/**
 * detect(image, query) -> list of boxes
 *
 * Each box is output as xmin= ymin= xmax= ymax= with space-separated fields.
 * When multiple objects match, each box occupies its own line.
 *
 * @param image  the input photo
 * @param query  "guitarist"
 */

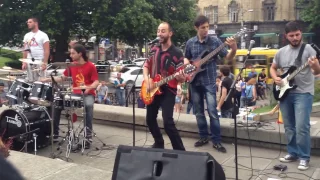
xmin=184 ymin=15 xmax=237 ymax=153
xmin=143 ymin=22 xmax=186 ymax=150
xmin=270 ymin=21 xmax=320 ymax=171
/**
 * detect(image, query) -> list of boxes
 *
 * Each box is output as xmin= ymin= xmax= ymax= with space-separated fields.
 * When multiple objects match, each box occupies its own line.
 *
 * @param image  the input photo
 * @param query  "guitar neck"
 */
xmin=199 ymin=43 xmax=227 ymax=66
xmin=155 ymin=74 xmax=176 ymax=88
xmin=287 ymin=61 xmax=309 ymax=81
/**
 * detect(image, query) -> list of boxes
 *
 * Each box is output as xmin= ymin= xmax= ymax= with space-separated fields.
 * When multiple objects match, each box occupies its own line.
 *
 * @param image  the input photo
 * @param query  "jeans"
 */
xmin=52 ymin=94 xmax=95 ymax=138
xmin=97 ymin=95 xmax=110 ymax=104
xmin=116 ymin=89 xmax=125 ymax=106
xmin=186 ymin=101 xmax=194 ymax=114
xmin=146 ymin=87 xmax=185 ymax=151
xmin=221 ymin=108 xmax=233 ymax=118
xmin=240 ymin=96 xmax=256 ymax=108
xmin=280 ymin=93 xmax=313 ymax=160
xmin=190 ymin=83 xmax=221 ymax=144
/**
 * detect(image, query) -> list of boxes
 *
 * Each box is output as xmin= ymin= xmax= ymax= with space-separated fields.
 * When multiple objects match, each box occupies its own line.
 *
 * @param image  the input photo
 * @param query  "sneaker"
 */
xmin=298 ymin=160 xmax=309 ymax=170
xmin=279 ymin=154 xmax=298 ymax=163
xmin=213 ymin=143 xmax=226 ymax=153
xmin=194 ymin=138 xmax=209 ymax=147
xmin=151 ymin=143 xmax=164 ymax=149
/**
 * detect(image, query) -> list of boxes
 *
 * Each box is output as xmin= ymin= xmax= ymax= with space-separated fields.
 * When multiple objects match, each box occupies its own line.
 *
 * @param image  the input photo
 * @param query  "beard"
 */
xmin=160 ymin=36 xmax=169 ymax=44
xmin=289 ymin=39 xmax=302 ymax=47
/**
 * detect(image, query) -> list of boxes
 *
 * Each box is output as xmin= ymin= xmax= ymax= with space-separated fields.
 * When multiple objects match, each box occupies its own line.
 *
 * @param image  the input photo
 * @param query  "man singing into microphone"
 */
xmin=22 ymin=17 xmax=50 ymax=81
xmin=41 ymin=44 xmax=99 ymax=148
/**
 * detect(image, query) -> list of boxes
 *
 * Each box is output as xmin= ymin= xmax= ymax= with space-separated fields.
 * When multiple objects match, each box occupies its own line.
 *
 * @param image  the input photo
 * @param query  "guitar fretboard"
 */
xmin=287 ymin=61 xmax=309 ymax=81
xmin=199 ymin=34 xmax=237 ymax=66
xmin=155 ymin=73 xmax=177 ymax=87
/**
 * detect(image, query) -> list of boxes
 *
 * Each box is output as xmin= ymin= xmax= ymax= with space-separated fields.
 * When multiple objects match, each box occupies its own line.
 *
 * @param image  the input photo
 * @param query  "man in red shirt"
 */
xmin=143 ymin=22 xmax=186 ymax=150
xmin=41 ymin=44 xmax=99 ymax=148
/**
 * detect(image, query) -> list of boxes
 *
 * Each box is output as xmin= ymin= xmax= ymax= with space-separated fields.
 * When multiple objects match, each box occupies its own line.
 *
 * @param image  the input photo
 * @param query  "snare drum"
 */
xmin=64 ymin=95 xmax=83 ymax=108
xmin=6 ymin=79 xmax=31 ymax=101
xmin=28 ymin=82 xmax=53 ymax=106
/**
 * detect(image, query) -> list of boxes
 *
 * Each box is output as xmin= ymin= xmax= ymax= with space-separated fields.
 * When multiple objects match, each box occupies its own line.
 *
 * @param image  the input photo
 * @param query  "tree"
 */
xmin=147 ymin=0 xmax=197 ymax=46
xmin=298 ymin=0 xmax=320 ymax=30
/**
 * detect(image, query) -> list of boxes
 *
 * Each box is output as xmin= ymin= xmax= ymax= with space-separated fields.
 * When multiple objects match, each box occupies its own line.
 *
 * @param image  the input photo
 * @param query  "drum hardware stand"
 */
xmin=33 ymin=133 xmax=38 ymax=155
xmin=75 ymin=89 xmax=106 ymax=155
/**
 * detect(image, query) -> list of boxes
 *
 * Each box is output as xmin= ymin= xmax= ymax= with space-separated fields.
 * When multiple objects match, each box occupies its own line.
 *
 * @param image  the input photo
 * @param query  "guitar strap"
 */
xmin=294 ymin=43 xmax=306 ymax=67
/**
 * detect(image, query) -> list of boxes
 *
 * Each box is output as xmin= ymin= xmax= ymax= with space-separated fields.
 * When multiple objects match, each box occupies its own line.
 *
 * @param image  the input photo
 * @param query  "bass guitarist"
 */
xmin=270 ymin=21 xmax=320 ymax=170
xmin=184 ymin=15 xmax=237 ymax=153
xmin=143 ymin=22 xmax=186 ymax=150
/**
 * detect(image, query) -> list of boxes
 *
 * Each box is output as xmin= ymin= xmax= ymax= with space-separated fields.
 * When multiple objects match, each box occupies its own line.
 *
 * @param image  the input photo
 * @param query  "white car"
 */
xmin=132 ymin=58 xmax=148 ymax=67
xmin=109 ymin=66 xmax=143 ymax=89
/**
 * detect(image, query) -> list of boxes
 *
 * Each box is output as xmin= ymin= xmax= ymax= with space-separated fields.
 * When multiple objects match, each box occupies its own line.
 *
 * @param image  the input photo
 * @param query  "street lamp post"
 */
xmin=240 ymin=9 xmax=253 ymax=49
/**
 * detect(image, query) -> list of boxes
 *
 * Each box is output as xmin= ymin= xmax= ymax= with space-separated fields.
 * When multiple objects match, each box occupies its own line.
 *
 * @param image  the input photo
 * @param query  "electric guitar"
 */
xmin=273 ymin=61 xmax=310 ymax=101
xmin=141 ymin=64 xmax=196 ymax=105
xmin=185 ymin=30 xmax=247 ymax=83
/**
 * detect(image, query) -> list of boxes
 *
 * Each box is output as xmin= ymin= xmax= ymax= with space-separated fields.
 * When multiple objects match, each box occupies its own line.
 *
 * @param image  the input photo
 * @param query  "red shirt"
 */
xmin=144 ymin=45 xmax=184 ymax=89
xmin=63 ymin=61 xmax=98 ymax=96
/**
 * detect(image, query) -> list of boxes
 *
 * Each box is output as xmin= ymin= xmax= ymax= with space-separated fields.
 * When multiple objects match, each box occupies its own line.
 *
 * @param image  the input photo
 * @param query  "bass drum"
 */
xmin=0 ymin=108 xmax=51 ymax=151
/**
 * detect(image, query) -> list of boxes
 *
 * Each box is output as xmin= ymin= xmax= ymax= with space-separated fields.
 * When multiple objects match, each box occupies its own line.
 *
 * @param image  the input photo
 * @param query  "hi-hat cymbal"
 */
xmin=0 ymin=77 xmax=15 ymax=82
xmin=51 ymin=62 xmax=81 ymax=67
xmin=19 ymin=58 xmax=43 ymax=65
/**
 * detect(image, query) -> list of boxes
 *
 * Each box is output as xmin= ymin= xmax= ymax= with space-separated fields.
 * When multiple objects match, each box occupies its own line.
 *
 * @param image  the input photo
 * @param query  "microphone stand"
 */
xmin=224 ymin=40 xmax=255 ymax=180
xmin=124 ymin=43 xmax=155 ymax=147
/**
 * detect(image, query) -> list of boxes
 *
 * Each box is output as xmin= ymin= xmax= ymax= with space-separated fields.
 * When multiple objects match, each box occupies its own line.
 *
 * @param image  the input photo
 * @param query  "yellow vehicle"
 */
xmin=225 ymin=48 xmax=278 ymax=84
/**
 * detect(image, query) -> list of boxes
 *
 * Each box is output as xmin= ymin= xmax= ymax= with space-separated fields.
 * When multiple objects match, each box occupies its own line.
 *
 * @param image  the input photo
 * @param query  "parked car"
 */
xmin=109 ymin=66 xmax=143 ymax=89
xmin=132 ymin=58 xmax=148 ymax=67
xmin=95 ymin=60 xmax=112 ymax=73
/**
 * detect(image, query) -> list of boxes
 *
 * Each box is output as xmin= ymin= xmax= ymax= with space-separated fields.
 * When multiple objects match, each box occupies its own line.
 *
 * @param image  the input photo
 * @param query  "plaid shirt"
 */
xmin=185 ymin=36 xmax=228 ymax=85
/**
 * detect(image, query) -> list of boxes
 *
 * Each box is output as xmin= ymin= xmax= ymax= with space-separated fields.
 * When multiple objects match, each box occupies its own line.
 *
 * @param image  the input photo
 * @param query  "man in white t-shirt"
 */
xmin=22 ymin=17 xmax=50 ymax=81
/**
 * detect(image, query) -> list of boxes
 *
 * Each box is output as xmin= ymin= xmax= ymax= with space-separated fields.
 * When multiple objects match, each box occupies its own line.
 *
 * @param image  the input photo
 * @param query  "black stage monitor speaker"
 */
xmin=112 ymin=145 xmax=225 ymax=180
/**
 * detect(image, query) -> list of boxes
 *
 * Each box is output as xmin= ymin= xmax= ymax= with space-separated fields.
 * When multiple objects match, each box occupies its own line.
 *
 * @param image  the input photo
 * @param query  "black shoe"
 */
xmin=213 ymin=143 xmax=226 ymax=153
xmin=194 ymin=138 xmax=209 ymax=147
xmin=151 ymin=143 xmax=164 ymax=149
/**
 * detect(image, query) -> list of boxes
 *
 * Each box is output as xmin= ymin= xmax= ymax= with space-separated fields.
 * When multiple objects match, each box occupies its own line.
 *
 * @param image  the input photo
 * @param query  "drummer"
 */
xmin=22 ymin=17 xmax=50 ymax=82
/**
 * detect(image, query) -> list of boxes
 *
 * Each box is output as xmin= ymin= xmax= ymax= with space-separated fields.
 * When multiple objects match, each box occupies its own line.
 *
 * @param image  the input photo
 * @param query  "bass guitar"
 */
xmin=273 ymin=43 xmax=320 ymax=101
xmin=185 ymin=30 xmax=247 ymax=83
xmin=141 ymin=64 xmax=196 ymax=105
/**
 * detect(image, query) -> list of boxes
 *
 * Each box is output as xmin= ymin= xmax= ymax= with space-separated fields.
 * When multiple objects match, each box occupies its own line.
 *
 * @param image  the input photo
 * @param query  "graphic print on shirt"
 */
xmin=75 ymin=72 xmax=85 ymax=87
xmin=28 ymin=37 xmax=39 ymax=47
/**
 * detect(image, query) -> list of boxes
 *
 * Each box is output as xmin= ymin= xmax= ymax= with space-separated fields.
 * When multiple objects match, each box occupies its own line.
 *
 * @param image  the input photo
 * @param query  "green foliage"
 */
xmin=0 ymin=0 xmax=197 ymax=54
xmin=0 ymin=48 xmax=22 ymax=60
xmin=314 ymin=80 xmax=320 ymax=102
xmin=297 ymin=0 xmax=320 ymax=30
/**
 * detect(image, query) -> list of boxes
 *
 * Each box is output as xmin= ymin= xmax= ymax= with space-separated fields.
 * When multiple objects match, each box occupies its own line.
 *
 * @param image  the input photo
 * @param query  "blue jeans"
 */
xmin=186 ymin=101 xmax=194 ymax=114
xmin=221 ymin=108 xmax=233 ymax=118
xmin=190 ymin=83 xmax=221 ymax=143
xmin=116 ymin=89 xmax=125 ymax=106
xmin=280 ymin=93 xmax=313 ymax=160
xmin=98 ymin=95 xmax=110 ymax=104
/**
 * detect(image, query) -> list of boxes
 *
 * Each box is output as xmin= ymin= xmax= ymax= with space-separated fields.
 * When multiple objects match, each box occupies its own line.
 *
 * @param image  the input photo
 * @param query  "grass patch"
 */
xmin=0 ymin=56 xmax=14 ymax=68
xmin=252 ymin=105 xmax=275 ymax=114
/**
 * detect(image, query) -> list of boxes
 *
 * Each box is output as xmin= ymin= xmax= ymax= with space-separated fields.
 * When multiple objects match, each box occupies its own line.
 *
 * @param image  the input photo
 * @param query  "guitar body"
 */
xmin=140 ymin=74 xmax=163 ymax=105
xmin=273 ymin=66 xmax=298 ymax=101
xmin=185 ymin=50 xmax=209 ymax=83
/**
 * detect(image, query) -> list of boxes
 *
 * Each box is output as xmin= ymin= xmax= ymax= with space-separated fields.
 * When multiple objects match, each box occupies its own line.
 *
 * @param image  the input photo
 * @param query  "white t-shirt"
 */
xmin=23 ymin=30 xmax=49 ymax=61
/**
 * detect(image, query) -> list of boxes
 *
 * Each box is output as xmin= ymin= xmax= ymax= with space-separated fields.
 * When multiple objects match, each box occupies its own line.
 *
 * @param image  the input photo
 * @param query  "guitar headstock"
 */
xmin=184 ymin=64 xmax=196 ymax=74
xmin=232 ymin=29 xmax=248 ymax=39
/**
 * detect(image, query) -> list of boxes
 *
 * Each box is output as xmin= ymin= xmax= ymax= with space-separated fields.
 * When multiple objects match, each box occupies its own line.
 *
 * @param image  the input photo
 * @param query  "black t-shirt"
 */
xmin=258 ymin=73 xmax=266 ymax=82
xmin=221 ymin=77 xmax=233 ymax=110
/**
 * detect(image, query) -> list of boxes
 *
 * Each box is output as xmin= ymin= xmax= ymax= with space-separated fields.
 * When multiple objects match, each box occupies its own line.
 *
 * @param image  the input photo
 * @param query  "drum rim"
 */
xmin=0 ymin=108 xmax=30 ymax=135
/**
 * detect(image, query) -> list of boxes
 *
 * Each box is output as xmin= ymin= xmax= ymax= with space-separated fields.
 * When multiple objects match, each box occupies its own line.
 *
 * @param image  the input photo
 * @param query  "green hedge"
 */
xmin=0 ymin=48 xmax=22 ymax=60
xmin=315 ymin=80 xmax=320 ymax=102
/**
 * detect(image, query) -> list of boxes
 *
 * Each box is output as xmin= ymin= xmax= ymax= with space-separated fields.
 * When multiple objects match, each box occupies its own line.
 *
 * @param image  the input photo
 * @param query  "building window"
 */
xmin=228 ymin=1 xmax=239 ymax=22
xmin=204 ymin=6 xmax=218 ymax=24
xmin=263 ymin=0 xmax=276 ymax=21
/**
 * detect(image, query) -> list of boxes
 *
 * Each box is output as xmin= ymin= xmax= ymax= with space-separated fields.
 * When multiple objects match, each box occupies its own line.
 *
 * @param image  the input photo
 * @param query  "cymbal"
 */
xmin=51 ymin=62 xmax=81 ymax=67
xmin=19 ymin=58 xmax=43 ymax=65
xmin=0 ymin=77 xmax=15 ymax=81
xmin=72 ymin=86 xmax=95 ymax=90
xmin=0 ymin=66 xmax=23 ymax=73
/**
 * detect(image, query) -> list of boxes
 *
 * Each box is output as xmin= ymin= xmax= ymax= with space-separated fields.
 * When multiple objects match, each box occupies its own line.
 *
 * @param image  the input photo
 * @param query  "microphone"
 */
xmin=66 ymin=59 xmax=71 ymax=64
xmin=247 ymin=40 xmax=255 ymax=55
xmin=311 ymin=43 xmax=320 ymax=58
xmin=148 ymin=37 xmax=160 ymax=45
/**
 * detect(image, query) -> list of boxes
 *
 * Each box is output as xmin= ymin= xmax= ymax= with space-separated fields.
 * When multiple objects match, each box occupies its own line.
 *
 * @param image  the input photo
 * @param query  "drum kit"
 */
xmin=0 ymin=58 xmax=107 ymax=160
